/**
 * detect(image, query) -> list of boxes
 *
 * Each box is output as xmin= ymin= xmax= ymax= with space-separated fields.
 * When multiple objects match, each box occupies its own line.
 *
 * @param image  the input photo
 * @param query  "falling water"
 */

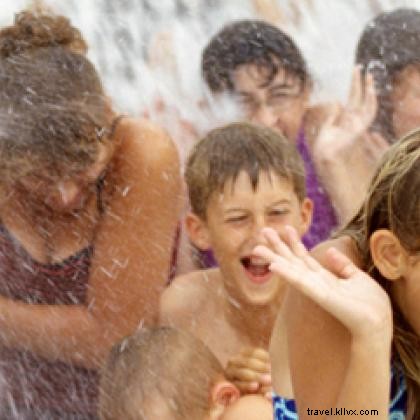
xmin=1 ymin=0 xmax=420 ymax=160
xmin=0 ymin=0 xmax=419 ymax=417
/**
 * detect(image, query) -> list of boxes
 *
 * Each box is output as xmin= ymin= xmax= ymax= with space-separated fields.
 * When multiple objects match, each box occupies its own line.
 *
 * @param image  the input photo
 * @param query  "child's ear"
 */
xmin=209 ymin=380 xmax=240 ymax=409
xmin=298 ymin=198 xmax=313 ymax=236
xmin=185 ymin=212 xmax=211 ymax=250
xmin=370 ymin=229 xmax=409 ymax=280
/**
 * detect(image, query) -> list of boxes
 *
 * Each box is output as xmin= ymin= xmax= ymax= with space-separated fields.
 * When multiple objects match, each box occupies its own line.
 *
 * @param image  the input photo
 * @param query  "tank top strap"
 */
xmin=109 ymin=114 xmax=127 ymax=139
xmin=96 ymin=114 xmax=128 ymax=214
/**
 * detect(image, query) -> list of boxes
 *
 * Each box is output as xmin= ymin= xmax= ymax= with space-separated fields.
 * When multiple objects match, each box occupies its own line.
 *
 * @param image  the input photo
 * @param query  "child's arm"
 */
xmin=254 ymin=227 xmax=392 ymax=420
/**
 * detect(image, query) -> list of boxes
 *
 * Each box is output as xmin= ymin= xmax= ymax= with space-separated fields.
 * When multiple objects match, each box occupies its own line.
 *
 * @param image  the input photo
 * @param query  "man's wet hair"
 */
xmin=201 ymin=19 xmax=309 ymax=93
xmin=356 ymin=8 xmax=420 ymax=142
xmin=185 ymin=122 xmax=306 ymax=220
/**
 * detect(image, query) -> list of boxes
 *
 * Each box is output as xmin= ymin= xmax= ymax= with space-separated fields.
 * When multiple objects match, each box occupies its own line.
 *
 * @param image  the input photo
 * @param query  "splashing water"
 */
xmin=0 ymin=0 xmax=419 ymax=418
xmin=1 ymin=0 xmax=419 ymax=160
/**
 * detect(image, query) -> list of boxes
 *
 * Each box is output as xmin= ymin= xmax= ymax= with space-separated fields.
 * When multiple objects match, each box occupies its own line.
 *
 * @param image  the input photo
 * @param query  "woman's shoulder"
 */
xmin=113 ymin=117 xmax=179 ymax=167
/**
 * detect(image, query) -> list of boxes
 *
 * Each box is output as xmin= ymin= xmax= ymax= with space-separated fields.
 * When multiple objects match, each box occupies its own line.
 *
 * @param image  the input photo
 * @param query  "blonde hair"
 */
xmin=98 ymin=327 xmax=224 ymax=420
xmin=342 ymin=129 xmax=420 ymax=419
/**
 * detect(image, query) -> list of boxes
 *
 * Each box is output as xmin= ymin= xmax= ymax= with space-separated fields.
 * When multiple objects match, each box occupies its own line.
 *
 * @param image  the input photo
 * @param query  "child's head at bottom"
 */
xmin=98 ymin=327 xmax=272 ymax=420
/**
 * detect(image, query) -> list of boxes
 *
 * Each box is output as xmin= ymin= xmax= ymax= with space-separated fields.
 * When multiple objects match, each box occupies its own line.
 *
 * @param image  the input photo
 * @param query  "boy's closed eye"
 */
xmin=268 ymin=208 xmax=290 ymax=217
xmin=225 ymin=214 xmax=249 ymax=224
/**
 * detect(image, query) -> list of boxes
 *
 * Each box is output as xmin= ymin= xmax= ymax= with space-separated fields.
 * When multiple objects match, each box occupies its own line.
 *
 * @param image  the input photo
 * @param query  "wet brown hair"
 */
xmin=356 ymin=8 xmax=420 ymax=143
xmin=202 ymin=19 xmax=309 ymax=93
xmin=98 ymin=327 xmax=224 ymax=420
xmin=185 ymin=122 xmax=306 ymax=220
xmin=0 ymin=10 xmax=110 ymax=185
xmin=341 ymin=130 xmax=420 ymax=419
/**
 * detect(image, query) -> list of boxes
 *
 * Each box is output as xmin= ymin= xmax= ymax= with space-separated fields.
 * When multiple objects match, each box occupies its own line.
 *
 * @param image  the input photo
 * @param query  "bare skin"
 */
xmin=160 ymin=268 xmax=278 ymax=368
xmin=0 ymin=117 xmax=182 ymax=369
xmin=232 ymin=63 xmax=388 ymax=225
xmin=161 ymin=172 xmax=312 ymax=395
xmin=312 ymin=67 xmax=389 ymax=223
xmin=254 ymin=227 xmax=397 ymax=420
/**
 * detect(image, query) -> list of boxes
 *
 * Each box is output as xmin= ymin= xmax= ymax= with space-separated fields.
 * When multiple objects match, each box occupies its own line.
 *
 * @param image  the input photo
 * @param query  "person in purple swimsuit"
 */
xmin=0 ymin=10 xmax=181 ymax=419
xmin=201 ymin=20 xmax=390 ymax=236
xmin=199 ymin=18 xmax=390 ymax=398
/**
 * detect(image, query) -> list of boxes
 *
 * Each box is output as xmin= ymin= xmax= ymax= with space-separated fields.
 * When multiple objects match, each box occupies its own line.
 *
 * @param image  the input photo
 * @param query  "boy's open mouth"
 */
xmin=240 ymin=256 xmax=271 ymax=283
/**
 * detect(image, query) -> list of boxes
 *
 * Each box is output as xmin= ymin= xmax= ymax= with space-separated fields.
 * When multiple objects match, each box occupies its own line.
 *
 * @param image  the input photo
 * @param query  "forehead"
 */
xmin=22 ymin=141 xmax=110 ymax=183
xmin=232 ymin=63 xmax=300 ymax=91
xmin=210 ymin=171 xmax=295 ymax=206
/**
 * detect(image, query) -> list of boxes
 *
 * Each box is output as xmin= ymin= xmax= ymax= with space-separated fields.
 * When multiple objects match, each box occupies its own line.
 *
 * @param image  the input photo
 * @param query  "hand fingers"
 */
xmin=269 ymin=259 xmax=331 ymax=304
xmin=260 ymin=374 xmax=272 ymax=386
xmin=253 ymin=244 xmax=282 ymax=265
xmin=260 ymin=385 xmax=273 ymax=398
xmin=234 ymin=381 xmax=260 ymax=394
xmin=323 ymin=103 xmax=342 ymax=128
xmin=325 ymin=247 xmax=360 ymax=279
xmin=361 ymin=72 xmax=378 ymax=127
xmin=225 ymin=366 xmax=265 ymax=382
xmin=284 ymin=226 xmax=325 ymax=272
xmin=261 ymin=227 xmax=294 ymax=259
xmin=227 ymin=356 xmax=270 ymax=374
xmin=348 ymin=65 xmax=363 ymax=110
xmin=238 ymin=348 xmax=270 ymax=362
xmin=284 ymin=225 xmax=308 ymax=258
xmin=264 ymin=390 xmax=273 ymax=401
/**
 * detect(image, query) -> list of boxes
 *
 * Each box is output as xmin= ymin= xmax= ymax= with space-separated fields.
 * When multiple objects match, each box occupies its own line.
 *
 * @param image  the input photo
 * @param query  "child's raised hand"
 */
xmin=253 ymin=227 xmax=393 ymax=344
xmin=313 ymin=66 xmax=380 ymax=161
xmin=225 ymin=347 xmax=272 ymax=397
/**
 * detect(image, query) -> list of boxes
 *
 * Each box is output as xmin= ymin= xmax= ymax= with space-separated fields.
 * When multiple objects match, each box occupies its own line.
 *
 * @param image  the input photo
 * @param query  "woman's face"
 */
xmin=391 ymin=64 xmax=420 ymax=140
xmin=18 ymin=141 xmax=114 ymax=213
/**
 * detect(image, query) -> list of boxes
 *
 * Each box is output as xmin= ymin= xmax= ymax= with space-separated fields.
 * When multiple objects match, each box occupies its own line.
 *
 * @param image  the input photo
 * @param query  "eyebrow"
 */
xmin=266 ymin=199 xmax=292 ymax=207
xmin=268 ymin=83 xmax=298 ymax=95
xmin=236 ymin=91 xmax=256 ymax=99
xmin=224 ymin=199 xmax=292 ymax=214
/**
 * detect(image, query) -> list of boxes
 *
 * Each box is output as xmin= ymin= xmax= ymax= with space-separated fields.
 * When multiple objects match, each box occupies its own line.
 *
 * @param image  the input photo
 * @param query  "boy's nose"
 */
xmin=253 ymin=104 xmax=278 ymax=128
xmin=251 ymin=219 xmax=270 ymax=245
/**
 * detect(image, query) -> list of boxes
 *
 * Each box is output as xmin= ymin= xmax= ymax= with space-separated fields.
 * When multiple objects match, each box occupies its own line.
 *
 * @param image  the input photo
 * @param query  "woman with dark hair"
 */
xmin=0 ymin=10 xmax=181 ymax=419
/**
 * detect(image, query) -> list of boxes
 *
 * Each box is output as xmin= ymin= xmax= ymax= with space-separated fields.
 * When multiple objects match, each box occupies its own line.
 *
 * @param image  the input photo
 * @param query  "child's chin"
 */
xmin=240 ymin=288 xmax=281 ymax=307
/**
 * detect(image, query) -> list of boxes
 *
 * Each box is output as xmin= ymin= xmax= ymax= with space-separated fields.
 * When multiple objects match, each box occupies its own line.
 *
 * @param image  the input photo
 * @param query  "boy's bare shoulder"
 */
xmin=160 ymin=269 xmax=220 ymax=325
xmin=311 ymin=235 xmax=362 ymax=268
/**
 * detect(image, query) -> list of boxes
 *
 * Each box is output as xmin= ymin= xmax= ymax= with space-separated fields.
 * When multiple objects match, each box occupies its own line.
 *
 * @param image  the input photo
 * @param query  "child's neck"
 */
xmin=221 ymin=287 xmax=281 ymax=347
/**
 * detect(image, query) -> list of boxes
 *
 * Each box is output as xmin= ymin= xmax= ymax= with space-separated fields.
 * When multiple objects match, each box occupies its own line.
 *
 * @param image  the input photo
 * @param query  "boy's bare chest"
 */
xmin=193 ymin=310 xmax=258 ymax=367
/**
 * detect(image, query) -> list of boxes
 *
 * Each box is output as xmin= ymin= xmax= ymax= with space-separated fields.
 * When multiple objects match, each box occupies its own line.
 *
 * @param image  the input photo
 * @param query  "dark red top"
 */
xmin=0 ymin=224 xmax=98 ymax=417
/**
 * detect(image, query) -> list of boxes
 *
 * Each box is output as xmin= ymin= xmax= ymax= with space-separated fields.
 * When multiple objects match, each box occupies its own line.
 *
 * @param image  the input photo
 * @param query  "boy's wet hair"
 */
xmin=356 ymin=8 xmax=420 ymax=142
xmin=98 ymin=327 xmax=224 ymax=420
xmin=185 ymin=122 xmax=306 ymax=219
xmin=202 ymin=19 xmax=309 ymax=93
xmin=0 ymin=10 xmax=109 ymax=185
